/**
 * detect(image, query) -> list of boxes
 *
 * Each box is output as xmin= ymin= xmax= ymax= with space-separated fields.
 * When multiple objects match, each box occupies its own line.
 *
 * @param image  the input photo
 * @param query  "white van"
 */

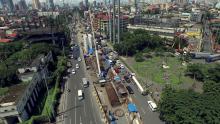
xmin=78 ymin=90 xmax=83 ymax=100
xmin=82 ymin=78 xmax=89 ymax=88
xmin=147 ymin=101 xmax=157 ymax=111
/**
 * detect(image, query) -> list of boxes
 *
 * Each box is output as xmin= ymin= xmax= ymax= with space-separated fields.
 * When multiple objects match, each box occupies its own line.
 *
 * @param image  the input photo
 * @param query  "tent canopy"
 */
xmin=128 ymin=103 xmax=138 ymax=112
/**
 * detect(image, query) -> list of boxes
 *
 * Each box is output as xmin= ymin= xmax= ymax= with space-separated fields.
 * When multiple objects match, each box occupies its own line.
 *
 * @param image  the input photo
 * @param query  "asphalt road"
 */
xmin=128 ymin=83 xmax=164 ymax=124
xmin=62 ymin=21 xmax=102 ymax=124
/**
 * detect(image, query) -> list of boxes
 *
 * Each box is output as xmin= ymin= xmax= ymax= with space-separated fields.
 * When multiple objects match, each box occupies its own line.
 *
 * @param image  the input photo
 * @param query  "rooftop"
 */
xmin=0 ymin=83 xmax=28 ymax=106
xmin=0 ymin=39 xmax=11 ymax=43
xmin=95 ymin=13 xmax=129 ymax=21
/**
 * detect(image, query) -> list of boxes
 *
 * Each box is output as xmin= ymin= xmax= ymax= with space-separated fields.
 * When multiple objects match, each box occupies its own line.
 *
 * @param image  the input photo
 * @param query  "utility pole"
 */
xmin=117 ymin=0 xmax=120 ymax=44
xmin=113 ymin=0 xmax=116 ymax=44
xmin=108 ymin=0 xmax=112 ymax=42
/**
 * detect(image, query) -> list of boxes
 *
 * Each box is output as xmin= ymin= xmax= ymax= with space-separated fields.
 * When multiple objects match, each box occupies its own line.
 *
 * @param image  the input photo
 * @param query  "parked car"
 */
xmin=126 ymin=86 xmax=134 ymax=94
xmin=76 ymin=64 xmax=79 ymax=69
xmin=72 ymin=69 xmax=76 ymax=74
xmin=147 ymin=101 xmax=157 ymax=111
xmin=78 ymin=57 xmax=82 ymax=62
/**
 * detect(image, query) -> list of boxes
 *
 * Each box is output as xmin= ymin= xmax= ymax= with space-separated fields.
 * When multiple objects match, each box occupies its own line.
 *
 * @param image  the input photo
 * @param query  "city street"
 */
xmin=128 ymin=83 xmax=164 ymax=124
xmin=61 ymin=18 xmax=103 ymax=124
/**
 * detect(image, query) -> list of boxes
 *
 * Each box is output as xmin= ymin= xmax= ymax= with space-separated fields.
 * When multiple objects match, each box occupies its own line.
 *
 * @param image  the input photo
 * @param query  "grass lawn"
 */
xmin=0 ymin=87 xmax=9 ymax=96
xmin=132 ymin=56 xmax=195 ymax=85
xmin=42 ymin=87 xmax=55 ymax=115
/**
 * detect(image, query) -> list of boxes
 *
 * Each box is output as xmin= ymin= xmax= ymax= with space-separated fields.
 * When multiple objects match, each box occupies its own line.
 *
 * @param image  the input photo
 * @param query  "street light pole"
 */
xmin=108 ymin=0 xmax=112 ymax=42
xmin=113 ymin=0 xmax=116 ymax=44
xmin=117 ymin=0 xmax=120 ymax=44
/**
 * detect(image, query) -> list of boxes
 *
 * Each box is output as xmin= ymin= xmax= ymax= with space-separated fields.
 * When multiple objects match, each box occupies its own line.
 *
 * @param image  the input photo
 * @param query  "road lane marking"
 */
xmin=69 ymin=118 xmax=71 ymax=124
xmin=75 ymin=97 xmax=77 ymax=124
xmin=84 ymin=100 xmax=86 ymax=117
xmin=80 ymin=116 xmax=82 ymax=124
xmin=90 ymin=92 xmax=98 ymax=124
xmin=141 ymin=108 xmax=146 ymax=114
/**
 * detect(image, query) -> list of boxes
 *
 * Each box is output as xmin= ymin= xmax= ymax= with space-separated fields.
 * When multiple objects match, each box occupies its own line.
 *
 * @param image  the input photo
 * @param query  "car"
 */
xmin=67 ymin=68 xmax=71 ymax=73
xmin=126 ymin=86 xmax=134 ymax=94
xmin=78 ymin=90 xmax=84 ymax=100
xmin=71 ymin=46 xmax=74 ymax=50
xmin=120 ymin=64 xmax=125 ymax=69
xmin=71 ymin=55 xmax=74 ymax=59
xmin=78 ymin=57 xmax=82 ymax=62
xmin=71 ymin=69 xmax=76 ymax=74
xmin=76 ymin=64 xmax=79 ymax=69
xmin=147 ymin=101 xmax=157 ymax=112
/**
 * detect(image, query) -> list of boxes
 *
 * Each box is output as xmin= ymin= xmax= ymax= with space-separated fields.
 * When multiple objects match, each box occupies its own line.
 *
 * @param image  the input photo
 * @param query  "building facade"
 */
xmin=93 ymin=12 xmax=129 ymax=35
xmin=46 ymin=0 xmax=54 ymax=10
xmin=32 ymin=0 xmax=41 ymax=10
xmin=0 ymin=0 xmax=14 ymax=12
xmin=0 ymin=52 xmax=54 ymax=124
xmin=18 ymin=0 xmax=28 ymax=11
xmin=84 ymin=0 xmax=89 ymax=10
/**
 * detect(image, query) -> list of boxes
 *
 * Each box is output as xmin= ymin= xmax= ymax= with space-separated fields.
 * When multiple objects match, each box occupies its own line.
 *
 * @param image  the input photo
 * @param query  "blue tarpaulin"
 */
xmin=114 ymin=75 xmax=120 ymax=81
xmin=128 ymin=103 xmax=138 ymax=112
xmin=88 ymin=48 xmax=93 ymax=54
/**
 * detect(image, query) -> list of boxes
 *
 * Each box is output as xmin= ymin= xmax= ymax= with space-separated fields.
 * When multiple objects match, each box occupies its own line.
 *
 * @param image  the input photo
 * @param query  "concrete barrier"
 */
xmin=93 ymin=84 xmax=109 ymax=124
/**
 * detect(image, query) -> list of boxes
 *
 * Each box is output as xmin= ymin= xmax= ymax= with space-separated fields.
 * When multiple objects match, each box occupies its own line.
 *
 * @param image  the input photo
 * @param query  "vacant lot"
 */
xmin=130 ymin=56 xmax=195 ymax=85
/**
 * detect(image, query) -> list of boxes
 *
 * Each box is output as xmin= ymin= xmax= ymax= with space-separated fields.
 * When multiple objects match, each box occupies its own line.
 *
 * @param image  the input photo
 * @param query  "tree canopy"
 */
xmin=113 ymin=29 xmax=164 ymax=56
xmin=159 ymin=63 xmax=220 ymax=124
xmin=0 ymin=43 xmax=60 ymax=87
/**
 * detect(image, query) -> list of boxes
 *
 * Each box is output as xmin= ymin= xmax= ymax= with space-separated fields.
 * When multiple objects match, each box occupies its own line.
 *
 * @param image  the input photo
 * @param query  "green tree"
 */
xmin=135 ymin=52 xmax=144 ymax=62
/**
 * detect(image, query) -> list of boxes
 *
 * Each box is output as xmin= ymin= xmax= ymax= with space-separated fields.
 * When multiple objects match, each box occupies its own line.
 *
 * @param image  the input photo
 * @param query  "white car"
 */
xmin=147 ymin=101 xmax=157 ymax=112
xmin=78 ymin=57 xmax=82 ymax=62
xmin=76 ymin=64 xmax=79 ymax=69
xmin=71 ymin=69 xmax=76 ymax=74
xmin=120 ymin=64 xmax=125 ymax=69
xmin=67 ymin=68 xmax=71 ymax=73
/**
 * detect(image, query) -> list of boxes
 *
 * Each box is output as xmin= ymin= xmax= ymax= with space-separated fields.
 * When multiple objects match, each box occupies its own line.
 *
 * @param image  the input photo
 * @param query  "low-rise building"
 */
xmin=0 ymin=52 xmax=54 ymax=124
xmin=180 ymin=12 xmax=191 ymax=21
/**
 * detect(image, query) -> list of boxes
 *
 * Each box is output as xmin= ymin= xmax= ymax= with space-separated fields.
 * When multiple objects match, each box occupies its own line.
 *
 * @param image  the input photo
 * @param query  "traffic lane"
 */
xmin=128 ymin=84 xmax=164 ymax=124
xmin=65 ymin=62 xmax=85 ymax=124
xmin=70 ymin=23 xmax=102 ymax=124
xmin=67 ymin=58 xmax=98 ymax=124
xmin=65 ymin=66 xmax=83 ymax=124
xmin=71 ymin=62 xmax=98 ymax=124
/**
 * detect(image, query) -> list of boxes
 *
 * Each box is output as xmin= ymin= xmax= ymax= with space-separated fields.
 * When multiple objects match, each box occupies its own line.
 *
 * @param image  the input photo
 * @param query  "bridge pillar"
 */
xmin=30 ymin=97 xmax=35 ymax=108
xmin=27 ymin=102 xmax=32 ymax=114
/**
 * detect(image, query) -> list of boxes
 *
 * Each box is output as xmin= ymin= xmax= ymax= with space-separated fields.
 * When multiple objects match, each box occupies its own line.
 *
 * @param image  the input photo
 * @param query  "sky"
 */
xmin=21 ymin=0 xmax=99 ymax=5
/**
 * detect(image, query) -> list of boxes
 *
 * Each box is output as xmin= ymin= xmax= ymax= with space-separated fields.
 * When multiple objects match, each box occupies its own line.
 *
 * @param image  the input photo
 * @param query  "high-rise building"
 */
xmin=7 ymin=0 xmax=14 ymax=12
xmin=84 ymin=0 xmax=89 ymax=10
xmin=18 ymin=0 xmax=28 ymax=11
xmin=93 ymin=0 xmax=97 ymax=8
xmin=46 ymin=0 xmax=54 ymax=10
xmin=0 ymin=0 xmax=4 ymax=9
xmin=32 ymin=0 xmax=41 ymax=10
